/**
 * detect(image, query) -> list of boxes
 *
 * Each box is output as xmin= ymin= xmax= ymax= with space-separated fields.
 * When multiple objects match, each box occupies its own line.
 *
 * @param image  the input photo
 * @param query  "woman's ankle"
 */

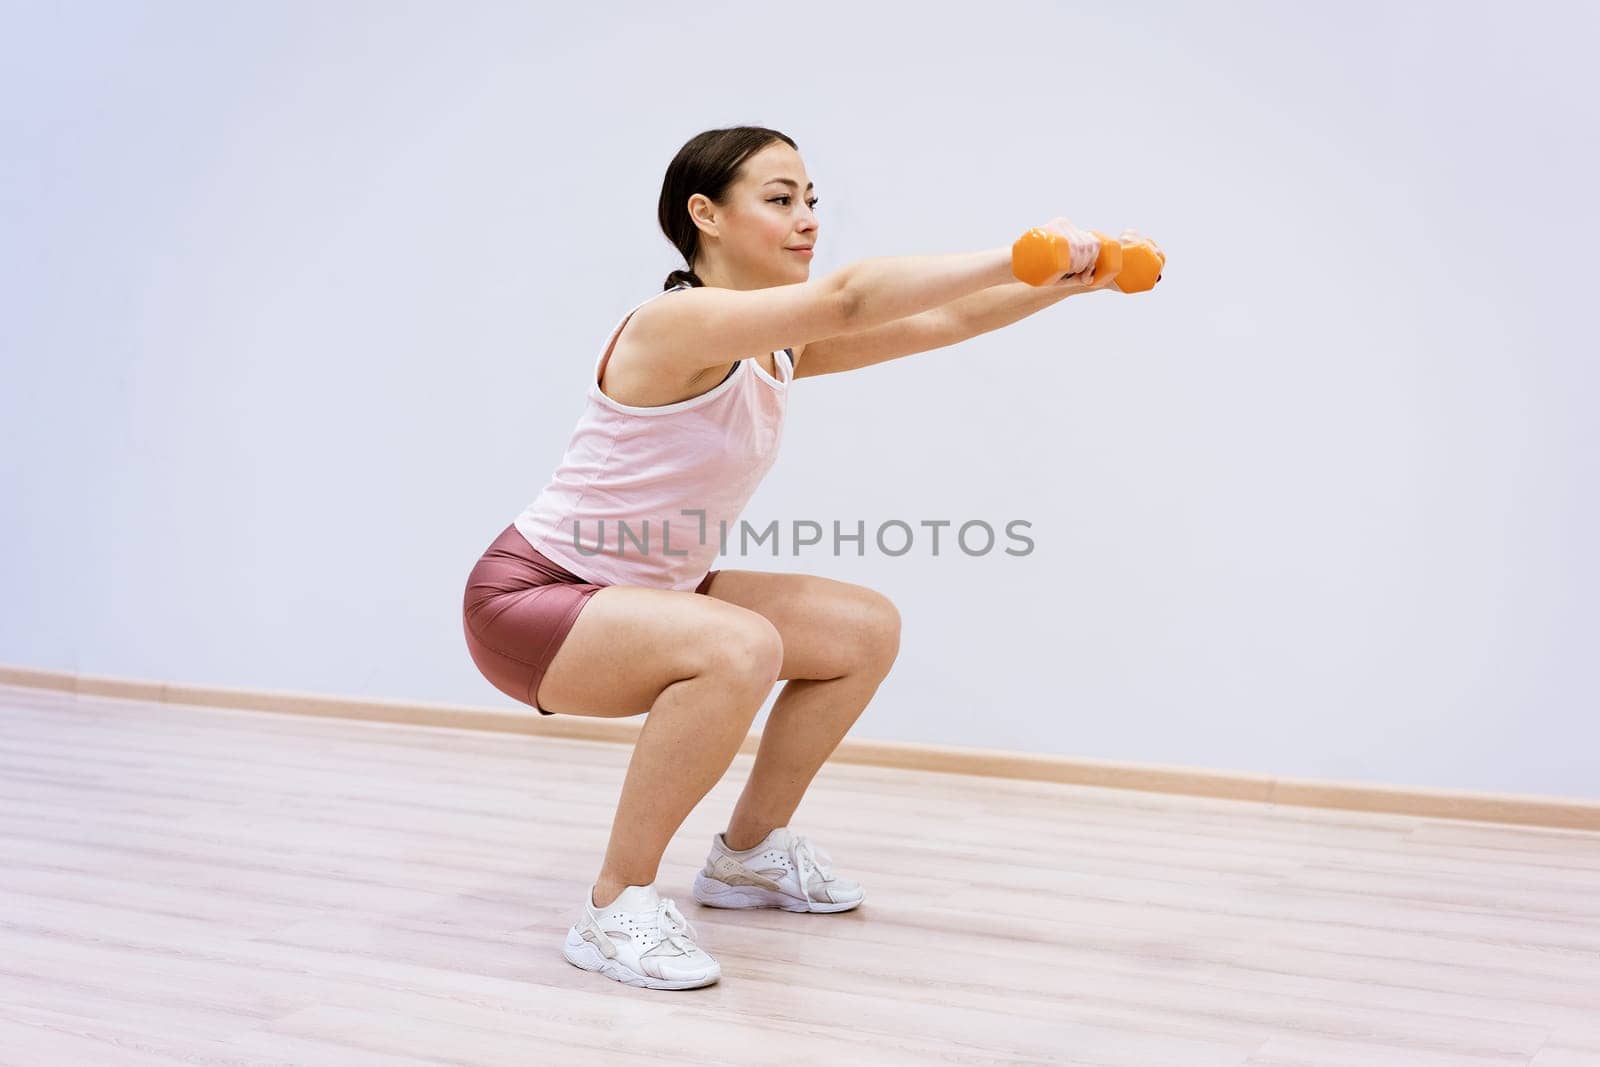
xmin=723 ymin=825 xmax=778 ymax=852
xmin=591 ymin=874 xmax=652 ymax=910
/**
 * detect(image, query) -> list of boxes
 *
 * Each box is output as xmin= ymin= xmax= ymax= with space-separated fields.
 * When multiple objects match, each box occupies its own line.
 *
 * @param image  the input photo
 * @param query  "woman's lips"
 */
xmin=787 ymin=247 xmax=814 ymax=257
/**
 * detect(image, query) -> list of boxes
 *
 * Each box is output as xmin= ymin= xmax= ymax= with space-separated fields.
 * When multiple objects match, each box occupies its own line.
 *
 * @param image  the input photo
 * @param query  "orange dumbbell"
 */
xmin=1011 ymin=228 xmax=1165 ymax=292
xmin=1115 ymin=237 xmax=1165 ymax=293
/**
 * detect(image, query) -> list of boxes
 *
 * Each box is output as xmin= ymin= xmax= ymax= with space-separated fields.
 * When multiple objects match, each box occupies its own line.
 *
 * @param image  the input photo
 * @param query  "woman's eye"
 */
xmin=770 ymin=196 xmax=820 ymax=209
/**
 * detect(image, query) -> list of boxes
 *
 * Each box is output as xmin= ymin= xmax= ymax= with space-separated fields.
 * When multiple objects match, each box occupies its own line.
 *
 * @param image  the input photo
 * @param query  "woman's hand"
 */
xmin=1015 ymin=219 xmax=1162 ymax=292
xmin=1050 ymin=225 xmax=1165 ymax=293
xmin=1037 ymin=217 xmax=1140 ymax=293
xmin=1036 ymin=217 xmax=1101 ymax=287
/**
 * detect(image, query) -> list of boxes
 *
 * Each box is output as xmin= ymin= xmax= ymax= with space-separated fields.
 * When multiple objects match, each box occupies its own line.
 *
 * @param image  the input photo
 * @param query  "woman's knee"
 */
xmin=700 ymin=614 xmax=785 ymax=692
xmin=853 ymin=589 xmax=902 ymax=673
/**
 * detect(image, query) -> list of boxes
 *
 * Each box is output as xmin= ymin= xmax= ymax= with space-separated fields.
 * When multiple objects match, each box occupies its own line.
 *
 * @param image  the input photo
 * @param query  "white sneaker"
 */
xmin=692 ymin=826 xmax=865 ymax=913
xmin=562 ymin=882 xmax=721 ymax=990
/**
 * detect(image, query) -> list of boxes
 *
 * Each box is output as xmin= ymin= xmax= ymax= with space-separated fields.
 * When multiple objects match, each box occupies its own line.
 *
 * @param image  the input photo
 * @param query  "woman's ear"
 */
xmin=687 ymin=193 xmax=719 ymax=239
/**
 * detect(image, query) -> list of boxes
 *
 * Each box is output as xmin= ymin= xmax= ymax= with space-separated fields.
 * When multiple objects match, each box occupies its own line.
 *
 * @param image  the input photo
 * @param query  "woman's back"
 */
xmin=514 ymin=284 xmax=793 ymax=591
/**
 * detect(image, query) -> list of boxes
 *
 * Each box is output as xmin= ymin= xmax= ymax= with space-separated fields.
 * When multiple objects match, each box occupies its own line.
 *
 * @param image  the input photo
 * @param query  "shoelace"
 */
xmin=790 ymin=834 xmax=838 ymax=907
xmin=647 ymin=898 xmax=698 ymax=956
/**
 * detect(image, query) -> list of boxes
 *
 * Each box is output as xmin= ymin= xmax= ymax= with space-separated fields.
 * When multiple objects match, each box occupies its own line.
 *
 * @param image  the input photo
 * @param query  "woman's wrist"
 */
xmin=986 ymin=245 xmax=1017 ymax=287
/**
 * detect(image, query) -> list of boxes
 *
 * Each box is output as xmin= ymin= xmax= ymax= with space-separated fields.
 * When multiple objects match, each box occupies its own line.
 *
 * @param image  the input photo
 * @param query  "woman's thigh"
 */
xmin=699 ymin=570 xmax=902 ymax=682
xmin=535 ymin=585 xmax=783 ymax=718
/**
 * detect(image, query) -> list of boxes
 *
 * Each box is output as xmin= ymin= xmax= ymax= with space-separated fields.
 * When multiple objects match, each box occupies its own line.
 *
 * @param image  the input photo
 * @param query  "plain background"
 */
xmin=3 ymin=1 xmax=1595 ymax=800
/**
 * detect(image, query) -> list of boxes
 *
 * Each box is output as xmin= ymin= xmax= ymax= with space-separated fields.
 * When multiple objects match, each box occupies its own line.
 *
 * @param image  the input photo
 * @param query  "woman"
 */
xmin=462 ymin=125 xmax=1126 ymax=990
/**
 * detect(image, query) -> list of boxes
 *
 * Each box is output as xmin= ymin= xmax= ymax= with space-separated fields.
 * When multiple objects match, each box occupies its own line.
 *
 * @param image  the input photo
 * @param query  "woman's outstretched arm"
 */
xmin=629 ymin=247 xmax=1017 ymax=375
xmin=793 ymin=275 xmax=1100 ymax=379
xmin=832 ymin=247 xmax=1017 ymax=324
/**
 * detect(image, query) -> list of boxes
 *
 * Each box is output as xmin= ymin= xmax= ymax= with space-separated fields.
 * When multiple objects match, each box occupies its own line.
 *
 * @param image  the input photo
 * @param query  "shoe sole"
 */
xmin=561 ymin=928 xmax=720 ymax=990
xmin=691 ymin=870 xmax=863 ymax=913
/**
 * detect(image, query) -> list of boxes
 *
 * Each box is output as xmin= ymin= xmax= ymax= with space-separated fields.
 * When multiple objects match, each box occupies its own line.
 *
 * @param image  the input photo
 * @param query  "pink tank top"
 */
xmin=514 ymin=283 xmax=792 ymax=591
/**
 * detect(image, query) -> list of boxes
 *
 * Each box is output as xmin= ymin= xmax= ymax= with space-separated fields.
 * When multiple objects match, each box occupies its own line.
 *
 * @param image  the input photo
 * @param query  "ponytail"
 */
xmin=663 ymin=268 xmax=703 ymax=290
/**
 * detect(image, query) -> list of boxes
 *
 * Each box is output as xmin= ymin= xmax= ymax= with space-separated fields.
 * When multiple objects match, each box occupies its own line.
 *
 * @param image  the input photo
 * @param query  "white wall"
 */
xmin=3 ymin=0 xmax=1595 ymax=799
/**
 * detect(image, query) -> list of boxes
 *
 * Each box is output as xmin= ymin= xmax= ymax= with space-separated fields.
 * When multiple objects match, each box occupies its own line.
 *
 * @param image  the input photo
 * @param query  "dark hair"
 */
xmin=659 ymin=126 xmax=799 ymax=290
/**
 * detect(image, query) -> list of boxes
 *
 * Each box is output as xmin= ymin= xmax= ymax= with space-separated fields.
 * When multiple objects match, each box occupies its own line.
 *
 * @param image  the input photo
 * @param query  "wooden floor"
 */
xmin=1 ymin=685 xmax=1597 ymax=1067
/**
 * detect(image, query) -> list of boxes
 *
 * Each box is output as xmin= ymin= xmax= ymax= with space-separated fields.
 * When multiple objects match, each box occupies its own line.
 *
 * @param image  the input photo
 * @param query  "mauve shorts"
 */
xmin=462 ymin=523 xmax=719 ymax=715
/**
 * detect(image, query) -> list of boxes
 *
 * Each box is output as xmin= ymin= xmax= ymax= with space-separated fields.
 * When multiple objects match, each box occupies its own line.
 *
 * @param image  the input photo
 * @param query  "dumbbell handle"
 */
xmin=1011 ymin=228 xmax=1165 ymax=292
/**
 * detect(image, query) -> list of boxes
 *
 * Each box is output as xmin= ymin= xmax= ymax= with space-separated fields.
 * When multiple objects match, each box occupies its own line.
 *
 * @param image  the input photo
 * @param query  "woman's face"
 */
xmin=696 ymin=142 xmax=819 ymax=288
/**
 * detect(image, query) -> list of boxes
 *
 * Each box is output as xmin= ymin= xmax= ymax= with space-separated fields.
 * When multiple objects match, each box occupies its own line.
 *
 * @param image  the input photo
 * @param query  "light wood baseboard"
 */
xmin=4 ymin=664 xmax=1595 ymax=832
